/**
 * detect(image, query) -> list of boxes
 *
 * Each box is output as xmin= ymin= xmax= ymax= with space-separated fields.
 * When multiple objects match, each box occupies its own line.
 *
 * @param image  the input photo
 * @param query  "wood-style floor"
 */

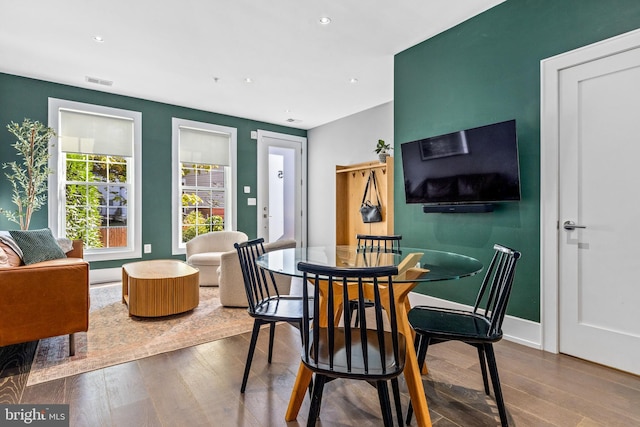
xmin=3 ymin=324 xmax=640 ymax=426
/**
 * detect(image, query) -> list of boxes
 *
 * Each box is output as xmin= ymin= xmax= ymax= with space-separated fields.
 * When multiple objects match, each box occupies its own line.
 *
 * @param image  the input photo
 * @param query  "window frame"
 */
xmin=48 ymin=98 xmax=142 ymax=262
xmin=171 ymin=118 xmax=237 ymax=255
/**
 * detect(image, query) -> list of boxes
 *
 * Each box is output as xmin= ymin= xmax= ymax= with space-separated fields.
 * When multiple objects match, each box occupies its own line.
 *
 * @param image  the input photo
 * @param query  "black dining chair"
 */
xmin=349 ymin=234 xmax=402 ymax=418
xmin=405 ymin=244 xmax=521 ymax=427
xmin=234 ymin=238 xmax=311 ymax=393
xmin=350 ymin=234 xmax=403 ymax=324
xmin=356 ymin=234 xmax=402 ymax=253
xmin=352 ymin=234 xmax=405 ymax=422
xmin=298 ymin=261 xmax=405 ymax=427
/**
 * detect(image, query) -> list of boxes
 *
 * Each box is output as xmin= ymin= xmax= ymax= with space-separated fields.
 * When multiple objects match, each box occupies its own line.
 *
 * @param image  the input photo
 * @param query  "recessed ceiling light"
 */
xmin=244 ymin=77 xmax=253 ymax=83
xmin=350 ymin=78 xmax=359 ymax=84
xmin=319 ymin=17 xmax=331 ymax=25
xmin=93 ymin=35 xmax=104 ymax=43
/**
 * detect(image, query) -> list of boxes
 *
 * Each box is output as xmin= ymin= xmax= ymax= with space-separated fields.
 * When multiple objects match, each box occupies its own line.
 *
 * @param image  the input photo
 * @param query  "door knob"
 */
xmin=563 ymin=220 xmax=587 ymax=230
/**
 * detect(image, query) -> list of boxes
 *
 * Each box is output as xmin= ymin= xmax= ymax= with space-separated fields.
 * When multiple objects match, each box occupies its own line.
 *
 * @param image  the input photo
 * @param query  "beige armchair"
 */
xmin=218 ymin=239 xmax=297 ymax=307
xmin=185 ymin=231 xmax=248 ymax=286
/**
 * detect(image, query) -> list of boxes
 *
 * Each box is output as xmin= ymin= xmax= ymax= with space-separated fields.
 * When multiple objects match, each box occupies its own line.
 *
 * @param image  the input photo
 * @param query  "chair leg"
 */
xmin=391 ymin=378 xmax=403 ymax=426
xmin=476 ymin=344 xmax=491 ymax=395
xmin=406 ymin=334 xmax=429 ymax=425
xmin=69 ymin=333 xmax=75 ymax=357
xmin=267 ymin=322 xmax=276 ymax=363
xmin=350 ymin=300 xmax=360 ymax=327
xmin=307 ymin=374 xmax=327 ymax=427
xmin=376 ymin=380 xmax=393 ymax=427
xmin=296 ymin=322 xmax=314 ymax=398
xmin=485 ymin=344 xmax=509 ymax=427
xmin=241 ymin=320 xmax=262 ymax=393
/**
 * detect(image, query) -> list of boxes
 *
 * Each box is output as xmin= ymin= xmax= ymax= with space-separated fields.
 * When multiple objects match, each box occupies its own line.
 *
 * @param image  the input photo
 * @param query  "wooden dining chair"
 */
xmin=405 ymin=244 xmax=521 ymax=427
xmin=234 ymin=238 xmax=311 ymax=393
xmin=298 ymin=261 xmax=405 ymax=427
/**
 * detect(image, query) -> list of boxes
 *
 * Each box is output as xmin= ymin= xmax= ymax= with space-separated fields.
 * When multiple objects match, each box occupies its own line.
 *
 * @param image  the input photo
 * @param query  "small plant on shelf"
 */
xmin=374 ymin=139 xmax=391 ymax=162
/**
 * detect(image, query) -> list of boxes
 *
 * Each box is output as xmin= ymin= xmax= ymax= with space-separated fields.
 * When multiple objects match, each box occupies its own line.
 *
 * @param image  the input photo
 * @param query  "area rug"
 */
xmin=27 ymin=283 xmax=254 ymax=386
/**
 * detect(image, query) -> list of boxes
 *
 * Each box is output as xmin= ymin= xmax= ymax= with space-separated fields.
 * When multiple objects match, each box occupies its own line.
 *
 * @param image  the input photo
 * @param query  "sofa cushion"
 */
xmin=0 ymin=231 xmax=24 ymax=258
xmin=0 ymin=245 xmax=8 ymax=268
xmin=9 ymin=228 xmax=67 ymax=265
xmin=0 ymin=241 xmax=22 ymax=268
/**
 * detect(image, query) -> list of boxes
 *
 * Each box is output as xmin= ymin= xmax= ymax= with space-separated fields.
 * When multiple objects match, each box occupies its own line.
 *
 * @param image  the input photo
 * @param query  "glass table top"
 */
xmin=257 ymin=246 xmax=483 ymax=283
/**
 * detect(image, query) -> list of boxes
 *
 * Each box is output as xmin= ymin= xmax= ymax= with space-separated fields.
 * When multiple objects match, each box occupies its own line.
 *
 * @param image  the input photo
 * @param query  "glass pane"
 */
xmin=96 ymin=184 xmax=108 ymax=225
xmin=196 ymin=190 xmax=212 ymax=209
xmin=210 ymin=190 xmax=225 ymax=208
xmin=195 ymin=166 xmax=213 ymax=186
xmin=66 ymin=184 xmax=87 ymax=206
xmin=66 ymin=158 xmax=87 ymax=181
xmin=182 ymin=165 xmax=197 ymax=185
xmin=90 ymin=158 xmax=108 ymax=182
xmin=181 ymin=190 xmax=199 ymax=207
xmin=211 ymin=168 xmax=225 ymax=188
xmin=108 ymin=158 xmax=127 ymax=182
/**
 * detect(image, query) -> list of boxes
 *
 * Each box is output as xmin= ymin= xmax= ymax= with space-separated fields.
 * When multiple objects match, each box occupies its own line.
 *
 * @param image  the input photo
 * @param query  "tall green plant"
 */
xmin=1 ymin=119 xmax=56 ymax=230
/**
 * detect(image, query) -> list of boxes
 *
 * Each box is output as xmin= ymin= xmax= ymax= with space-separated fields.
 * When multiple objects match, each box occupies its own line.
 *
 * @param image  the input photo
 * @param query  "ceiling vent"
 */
xmin=85 ymin=76 xmax=113 ymax=86
xmin=286 ymin=118 xmax=302 ymax=123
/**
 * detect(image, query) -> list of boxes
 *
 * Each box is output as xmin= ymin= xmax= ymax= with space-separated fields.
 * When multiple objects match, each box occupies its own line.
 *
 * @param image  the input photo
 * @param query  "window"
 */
xmin=48 ymin=98 xmax=142 ymax=262
xmin=172 ymin=118 xmax=237 ymax=254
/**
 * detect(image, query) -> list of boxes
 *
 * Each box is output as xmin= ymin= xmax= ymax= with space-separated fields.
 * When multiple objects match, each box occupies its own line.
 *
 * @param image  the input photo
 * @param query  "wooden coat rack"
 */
xmin=335 ymin=159 xmax=394 ymax=246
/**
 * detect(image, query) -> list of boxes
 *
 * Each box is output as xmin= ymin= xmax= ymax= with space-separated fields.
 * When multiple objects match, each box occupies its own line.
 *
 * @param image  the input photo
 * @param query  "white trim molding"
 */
xmin=89 ymin=267 xmax=122 ymax=285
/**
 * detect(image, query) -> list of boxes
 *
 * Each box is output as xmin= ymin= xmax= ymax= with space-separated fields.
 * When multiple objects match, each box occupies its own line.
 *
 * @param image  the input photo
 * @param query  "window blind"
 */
xmin=179 ymin=126 xmax=230 ymax=166
xmin=59 ymin=109 xmax=134 ymax=157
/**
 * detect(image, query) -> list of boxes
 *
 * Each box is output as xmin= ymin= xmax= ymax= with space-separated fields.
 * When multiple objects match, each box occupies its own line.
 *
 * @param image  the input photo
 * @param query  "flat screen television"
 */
xmin=400 ymin=119 xmax=521 ymax=210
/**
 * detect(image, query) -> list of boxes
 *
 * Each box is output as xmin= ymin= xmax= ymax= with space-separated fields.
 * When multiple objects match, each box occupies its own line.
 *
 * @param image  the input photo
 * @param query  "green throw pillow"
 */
xmin=9 ymin=228 xmax=67 ymax=265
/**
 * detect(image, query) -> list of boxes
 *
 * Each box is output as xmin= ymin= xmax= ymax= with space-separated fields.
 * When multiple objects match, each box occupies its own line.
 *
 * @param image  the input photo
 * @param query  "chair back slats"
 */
xmin=472 ymin=243 xmax=521 ymax=337
xmin=298 ymin=262 xmax=403 ymax=378
xmin=235 ymin=238 xmax=281 ymax=315
xmin=356 ymin=234 xmax=402 ymax=254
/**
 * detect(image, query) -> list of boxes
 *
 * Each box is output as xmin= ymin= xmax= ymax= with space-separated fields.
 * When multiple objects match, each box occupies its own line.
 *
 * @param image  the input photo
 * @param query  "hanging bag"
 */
xmin=360 ymin=170 xmax=383 ymax=223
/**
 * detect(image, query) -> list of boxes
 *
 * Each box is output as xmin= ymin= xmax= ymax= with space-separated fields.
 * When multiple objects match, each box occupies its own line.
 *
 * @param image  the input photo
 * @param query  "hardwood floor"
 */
xmin=4 ymin=324 xmax=640 ymax=426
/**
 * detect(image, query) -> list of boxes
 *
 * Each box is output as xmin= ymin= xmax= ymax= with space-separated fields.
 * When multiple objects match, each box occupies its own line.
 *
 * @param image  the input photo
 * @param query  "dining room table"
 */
xmin=256 ymin=245 xmax=483 ymax=427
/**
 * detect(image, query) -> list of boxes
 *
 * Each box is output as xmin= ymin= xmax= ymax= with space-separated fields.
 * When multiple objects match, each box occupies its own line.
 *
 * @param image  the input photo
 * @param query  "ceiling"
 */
xmin=0 ymin=1 xmax=503 ymax=130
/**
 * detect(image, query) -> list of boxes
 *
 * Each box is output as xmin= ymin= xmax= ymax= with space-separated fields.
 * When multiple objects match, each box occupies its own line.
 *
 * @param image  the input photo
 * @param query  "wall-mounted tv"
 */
xmin=401 ymin=119 xmax=521 ymax=211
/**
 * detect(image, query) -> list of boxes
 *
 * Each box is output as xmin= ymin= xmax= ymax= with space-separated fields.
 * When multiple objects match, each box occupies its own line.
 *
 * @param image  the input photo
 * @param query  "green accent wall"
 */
xmin=0 ymin=73 xmax=306 ymax=269
xmin=394 ymin=0 xmax=640 ymax=322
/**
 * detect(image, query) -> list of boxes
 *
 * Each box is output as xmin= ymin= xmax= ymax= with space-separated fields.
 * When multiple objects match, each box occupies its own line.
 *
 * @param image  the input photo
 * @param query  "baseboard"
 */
xmin=408 ymin=292 xmax=542 ymax=350
xmin=89 ymin=267 xmax=122 ymax=285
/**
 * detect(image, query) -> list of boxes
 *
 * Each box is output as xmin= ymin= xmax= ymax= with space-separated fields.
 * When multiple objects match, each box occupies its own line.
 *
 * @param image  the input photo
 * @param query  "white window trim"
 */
xmin=48 ymin=98 xmax=142 ymax=262
xmin=171 ymin=118 xmax=237 ymax=255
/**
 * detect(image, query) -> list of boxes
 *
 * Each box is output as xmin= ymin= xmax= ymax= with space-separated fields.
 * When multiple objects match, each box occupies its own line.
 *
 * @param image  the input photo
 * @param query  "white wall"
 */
xmin=307 ymin=102 xmax=393 ymax=247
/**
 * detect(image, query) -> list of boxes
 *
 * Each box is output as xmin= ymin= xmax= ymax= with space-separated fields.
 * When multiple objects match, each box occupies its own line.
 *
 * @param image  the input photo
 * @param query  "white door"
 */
xmin=557 ymin=45 xmax=640 ymax=375
xmin=257 ymin=130 xmax=307 ymax=245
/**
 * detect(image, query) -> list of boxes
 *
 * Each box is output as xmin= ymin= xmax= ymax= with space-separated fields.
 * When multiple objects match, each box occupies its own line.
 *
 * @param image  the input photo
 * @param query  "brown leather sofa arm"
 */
xmin=67 ymin=239 xmax=84 ymax=259
xmin=0 ymin=239 xmax=89 ymax=354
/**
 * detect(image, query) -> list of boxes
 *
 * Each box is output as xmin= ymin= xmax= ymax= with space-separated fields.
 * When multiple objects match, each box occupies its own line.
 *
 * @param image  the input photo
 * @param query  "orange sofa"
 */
xmin=0 ymin=240 xmax=89 ymax=356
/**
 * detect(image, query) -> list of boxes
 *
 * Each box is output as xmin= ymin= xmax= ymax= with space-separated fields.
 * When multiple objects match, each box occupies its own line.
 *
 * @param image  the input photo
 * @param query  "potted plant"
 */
xmin=375 ymin=139 xmax=391 ymax=163
xmin=1 ymin=118 xmax=56 ymax=230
